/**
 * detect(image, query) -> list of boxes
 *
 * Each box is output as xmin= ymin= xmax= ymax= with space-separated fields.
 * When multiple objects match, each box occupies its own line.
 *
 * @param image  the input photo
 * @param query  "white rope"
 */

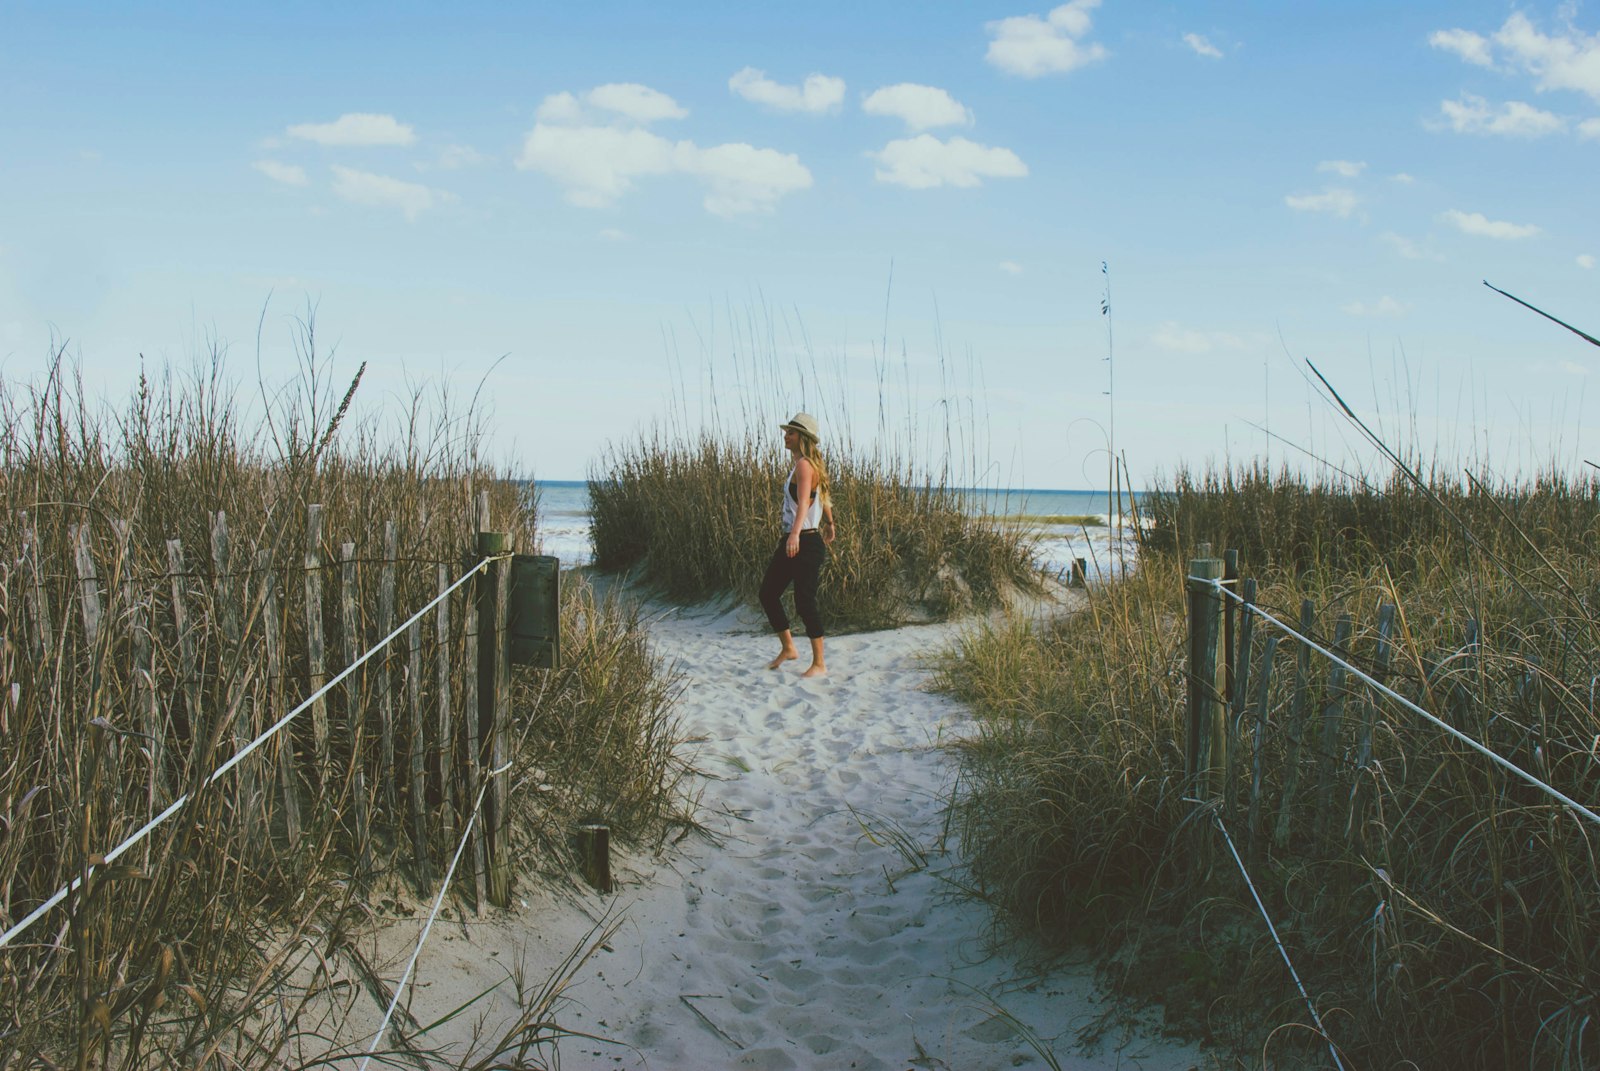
xmin=357 ymin=757 xmax=511 ymax=1070
xmin=1197 ymin=576 xmax=1600 ymax=831
xmin=0 ymin=554 xmax=503 ymax=952
xmin=1209 ymin=811 xmax=1348 ymax=1071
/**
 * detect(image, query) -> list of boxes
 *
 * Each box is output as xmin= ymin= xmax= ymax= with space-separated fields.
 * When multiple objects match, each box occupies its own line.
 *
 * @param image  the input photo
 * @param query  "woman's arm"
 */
xmin=787 ymin=458 xmax=814 ymax=557
xmin=821 ymin=498 xmax=836 ymax=545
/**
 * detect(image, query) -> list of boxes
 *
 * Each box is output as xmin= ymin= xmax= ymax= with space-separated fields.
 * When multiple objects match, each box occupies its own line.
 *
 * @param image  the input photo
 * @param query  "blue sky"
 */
xmin=3 ymin=1 xmax=1599 ymax=487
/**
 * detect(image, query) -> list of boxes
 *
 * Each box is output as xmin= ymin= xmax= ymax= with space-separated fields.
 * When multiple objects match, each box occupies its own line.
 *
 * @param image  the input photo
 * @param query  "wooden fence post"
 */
xmin=304 ymin=505 xmax=331 ymax=789
xmin=212 ymin=511 xmax=262 ymax=840
xmin=435 ymin=564 xmax=457 ymax=858
xmin=461 ymin=553 xmax=485 ymax=910
xmin=340 ymin=542 xmax=372 ymax=867
xmin=1315 ymin=614 xmax=1354 ymax=844
xmin=1273 ymin=600 xmax=1317 ymax=849
xmin=476 ymin=528 xmax=513 ymax=909
xmin=1225 ymin=574 xmax=1256 ymax=828
xmin=115 ymin=520 xmax=161 ymax=810
xmin=1186 ymin=549 xmax=1226 ymax=800
xmin=258 ymin=547 xmax=300 ymax=844
xmin=377 ymin=521 xmax=399 ymax=821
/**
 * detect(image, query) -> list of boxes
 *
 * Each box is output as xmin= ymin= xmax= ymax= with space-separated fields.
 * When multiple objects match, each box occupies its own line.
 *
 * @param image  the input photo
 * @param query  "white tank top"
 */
xmin=782 ymin=464 xmax=822 ymax=529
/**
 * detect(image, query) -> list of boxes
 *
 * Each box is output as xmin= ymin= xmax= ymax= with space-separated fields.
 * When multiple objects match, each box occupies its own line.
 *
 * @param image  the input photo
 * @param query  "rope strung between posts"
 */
xmin=1196 ymin=576 xmax=1600 ymax=832
xmin=0 ymin=552 xmax=509 ymax=952
xmin=357 ymin=756 xmax=512 ymax=1070
xmin=1208 ymin=809 xmax=1348 ymax=1071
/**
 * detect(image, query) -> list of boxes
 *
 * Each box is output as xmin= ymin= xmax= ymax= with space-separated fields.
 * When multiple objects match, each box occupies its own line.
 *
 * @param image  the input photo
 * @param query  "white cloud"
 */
xmin=678 ymin=141 xmax=812 ymax=217
xmin=1317 ymin=159 xmax=1366 ymax=178
xmin=1430 ymin=28 xmax=1494 ymax=67
xmin=1438 ymin=93 xmax=1564 ymax=136
xmin=517 ymin=101 xmax=811 ymax=215
xmin=536 ymin=92 xmax=586 ymax=124
xmin=869 ymin=135 xmax=1028 ymax=189
xmin=986 ymin=0 xmax=1108 ymax=77
xmin=1493 ymin=12 xmax=1600 ymax=104
xmin=288 ymin=113 xmax=416 ymax=147
xmin=517 ymin=124 xmax=677 ymax=207
xmin=1341 ymin=296 xmax=1409 ymax=317
xmin=1183 ymin=33 xmax=1222 ymax=59
xmin=1391 ymin=172 xmax=1416 ymax=184
xmin=861 ymin=83 xmax=973 ymax=131
xmin=1150 ymin=323 xmax=1244 ymax=354
xmin=1580 ymin=117 xmax=1600 ymax=140
xmin=329 ymin=166 xmax=451 ymax=220
xmin=586 ymin=83 xmax=688 ymax=123
xmin=599 ymin=228 xmax=629 ymax=242
xmin=1561 ymin=360 xmax=1589 ymax=376
xmin=1285 ymin=187 xmax=1359 ymax=218
xmin=253 ymin=160 xmax=308 ymax=186
xmin=999 ymin=261 xmax=1024 ymax=275
xmin=1579 ymin=253 xmax=1596 ymax=269
xmin=728 ymin=68 xmax=846 ymax=114
xmin=1439 ymin=208 xmax=1540 ymax=239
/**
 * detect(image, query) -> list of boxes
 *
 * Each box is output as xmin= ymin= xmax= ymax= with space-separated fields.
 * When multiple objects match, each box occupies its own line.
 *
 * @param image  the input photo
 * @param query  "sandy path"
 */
xmin=524 ymin=598 xmax=1205 ymax=1071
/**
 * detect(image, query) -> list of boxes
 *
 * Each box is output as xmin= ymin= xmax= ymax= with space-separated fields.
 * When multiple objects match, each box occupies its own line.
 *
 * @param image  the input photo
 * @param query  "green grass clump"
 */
xmin=0 ymin=346 xmax=691 ymax=1068
xmin=938 ymin=462 xmax=1600 ymax=1068
xmin=589 ymin=429 xmax=1040 ymax=631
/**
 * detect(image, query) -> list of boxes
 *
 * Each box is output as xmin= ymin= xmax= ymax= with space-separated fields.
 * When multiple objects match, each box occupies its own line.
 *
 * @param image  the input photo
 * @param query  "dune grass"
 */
xmin=936 ymin=460 xmax=1600 ymax=1068
xmin=589 ymin=428 xmax=1041 ymax=632
xmin=0 ymin=344 xmax=692 ymax=1068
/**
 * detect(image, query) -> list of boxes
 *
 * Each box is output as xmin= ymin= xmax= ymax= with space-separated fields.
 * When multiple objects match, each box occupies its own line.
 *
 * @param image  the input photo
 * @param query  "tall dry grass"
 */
xmin=937 ymin=459 xmax=1600 ymax=1068
xmin=0 ymin=342 xmax=692 ymax=1068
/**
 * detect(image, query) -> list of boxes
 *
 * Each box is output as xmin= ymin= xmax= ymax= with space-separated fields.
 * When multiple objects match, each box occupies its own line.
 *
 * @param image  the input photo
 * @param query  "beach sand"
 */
xmin=356 ymin=588 xmax=1206 ymax=1071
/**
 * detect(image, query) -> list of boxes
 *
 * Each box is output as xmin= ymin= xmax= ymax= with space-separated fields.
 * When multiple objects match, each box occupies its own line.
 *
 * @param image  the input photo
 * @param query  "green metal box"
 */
xmin=508 ymin=554 xmax=560 ymax=668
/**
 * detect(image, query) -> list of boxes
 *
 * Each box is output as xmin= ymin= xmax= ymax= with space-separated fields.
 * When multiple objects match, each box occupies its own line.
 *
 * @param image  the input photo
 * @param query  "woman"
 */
xmin=759 ymin=412 xmax=836 ymax=677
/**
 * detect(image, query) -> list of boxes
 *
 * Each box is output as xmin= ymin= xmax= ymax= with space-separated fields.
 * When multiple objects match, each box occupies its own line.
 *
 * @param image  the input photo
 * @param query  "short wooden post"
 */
xmin=303 ymin=505 xmax=331 ymax=786
xmin=22 ymin=518 xmax=53 ymax=662
xmin=1069 ymin=559 xmax=1087 ymax=588
xmin=1186 ymin=552 xmax=1226 ymax=799
xmin=1222 ymin=550 xmax=1240 ymax=706
xmin=577 ymin=825 xmax=612 ymax=893
xmin=476 ymin=529 xmax=513 ymax=908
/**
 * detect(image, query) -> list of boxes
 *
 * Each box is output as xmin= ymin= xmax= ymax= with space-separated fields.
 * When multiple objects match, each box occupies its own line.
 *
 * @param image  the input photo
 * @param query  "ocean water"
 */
xmin=532 ymin=480 xmax=1143 ymax=581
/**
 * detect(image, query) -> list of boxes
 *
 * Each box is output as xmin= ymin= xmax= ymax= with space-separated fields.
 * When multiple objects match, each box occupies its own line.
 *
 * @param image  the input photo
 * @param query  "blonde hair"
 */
xmin=797 ymin=436 xmax=831 ymax=507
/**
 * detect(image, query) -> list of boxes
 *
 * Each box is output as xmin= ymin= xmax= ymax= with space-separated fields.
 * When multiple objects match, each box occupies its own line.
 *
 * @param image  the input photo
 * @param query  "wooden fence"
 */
xmin=1 ymin=492 xmax=534 ymax=929
xmin=1184 ymin=545 xmax=1458 ymax=862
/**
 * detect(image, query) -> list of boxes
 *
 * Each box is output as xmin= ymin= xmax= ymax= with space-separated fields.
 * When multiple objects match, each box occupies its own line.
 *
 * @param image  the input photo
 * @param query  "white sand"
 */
xmin=358 ymin=593 xmax=1206 ymax=1071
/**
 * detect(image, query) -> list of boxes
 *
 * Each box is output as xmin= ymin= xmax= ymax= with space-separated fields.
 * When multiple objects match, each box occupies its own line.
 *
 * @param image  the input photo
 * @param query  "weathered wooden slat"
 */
xmin=1356 ymin=604 xmax=1396 ymax=769
xmin=213 ymin=511 xmax=261 ymax=835
xmin=1273 ymin=600 xmax=1317 ymax=849
xmin=304 ymin=504 xmax=331 ymax=784
xmin=259 ymin=547 xmax=300 ymax=843
xmin=72 ymin=523 xmax=104 ymax=655
xmin=461 ymin=551 xmax=485 ymax=910
xmin=1226 ymin=577 xmax=1257 ymax=828
xmin=435 ymin=563 xmax=456 ymax=855
xmin=479 ymin=530 xmax=513 ymax=908
xmin=1248 ymin=635 xmax=1280 ymax=860
xmin=1315 ymin=614 xmax=1354 ymax=843
xmin=340 ymin=541 xmax=372 ymax=865
xmin=23 ymin=518 xmax=53 ymax=663
xmin=407 ymin=615 xmax=429 ymax=885
xmin=377 ymin=521 xmax=398 ymax=820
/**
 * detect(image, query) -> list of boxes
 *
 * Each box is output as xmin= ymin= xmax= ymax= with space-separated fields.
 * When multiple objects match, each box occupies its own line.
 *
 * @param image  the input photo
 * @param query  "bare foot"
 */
xmin=767 ymin=649 xmax=799 ymax=670
xmin=800 ymin=663 xmax=827 ymax=678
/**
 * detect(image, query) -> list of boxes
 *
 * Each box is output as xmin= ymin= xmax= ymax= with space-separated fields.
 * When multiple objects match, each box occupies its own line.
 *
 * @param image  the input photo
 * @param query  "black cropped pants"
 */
xmin=759 ymin=531 xmax=827 ymax=638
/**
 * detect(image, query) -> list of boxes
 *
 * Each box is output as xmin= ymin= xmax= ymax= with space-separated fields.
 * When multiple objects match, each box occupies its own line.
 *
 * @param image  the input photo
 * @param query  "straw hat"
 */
xmin=779 ymin=412 xmax=820 ymax=442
